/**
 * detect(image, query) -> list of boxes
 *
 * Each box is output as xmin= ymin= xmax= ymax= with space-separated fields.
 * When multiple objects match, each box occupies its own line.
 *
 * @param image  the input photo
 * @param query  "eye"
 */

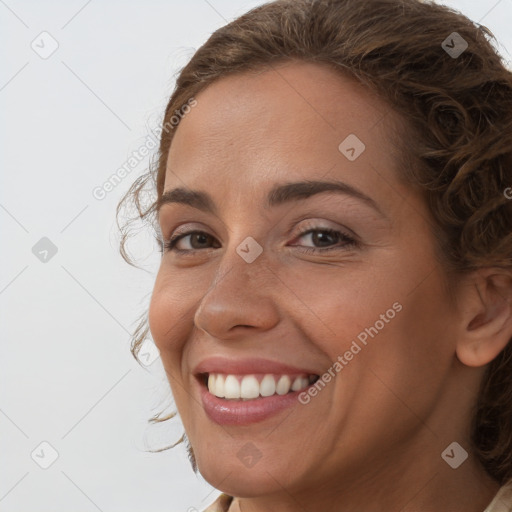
xmin=162 ymin=230 xmax=220 ymax=253
xmin=161 ymin=225 xmax=358 ymax=255
xmin=289 ymin=227 xmax=357 ymax=253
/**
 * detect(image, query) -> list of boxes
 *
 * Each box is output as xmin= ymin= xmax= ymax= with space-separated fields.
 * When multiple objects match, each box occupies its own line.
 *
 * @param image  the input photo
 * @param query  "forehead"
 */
xmin=164 ymin=60 xmax=403 ymax=200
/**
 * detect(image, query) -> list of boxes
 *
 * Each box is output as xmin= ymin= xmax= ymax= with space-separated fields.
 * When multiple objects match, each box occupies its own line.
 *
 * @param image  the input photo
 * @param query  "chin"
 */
xmin=198 ymin=457 xmax=286 ymax=498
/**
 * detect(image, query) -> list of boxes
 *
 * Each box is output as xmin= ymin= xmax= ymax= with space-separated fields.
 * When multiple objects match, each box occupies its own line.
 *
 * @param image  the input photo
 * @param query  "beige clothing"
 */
xmin=203 ymin=493 xmax=233 ymax=512
xmin=203 ymin=479 xmax=512 ymax=511
xmin=484 ymin=479 xmax=512 ymax=512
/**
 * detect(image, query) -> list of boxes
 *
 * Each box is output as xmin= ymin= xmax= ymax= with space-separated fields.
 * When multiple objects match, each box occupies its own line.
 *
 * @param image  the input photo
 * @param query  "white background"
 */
xmin=1 ymin=1 xmax=511 ymax=511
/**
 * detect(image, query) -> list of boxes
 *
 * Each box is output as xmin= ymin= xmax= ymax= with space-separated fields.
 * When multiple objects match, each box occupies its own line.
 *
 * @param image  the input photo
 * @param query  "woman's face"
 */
xmin=149 ymin=61 xmax=468 ymax=497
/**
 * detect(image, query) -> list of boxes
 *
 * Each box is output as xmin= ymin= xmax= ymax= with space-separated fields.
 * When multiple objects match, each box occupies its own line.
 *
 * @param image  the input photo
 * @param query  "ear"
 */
xmin=455 ymin=268 xmax=512 ymax=367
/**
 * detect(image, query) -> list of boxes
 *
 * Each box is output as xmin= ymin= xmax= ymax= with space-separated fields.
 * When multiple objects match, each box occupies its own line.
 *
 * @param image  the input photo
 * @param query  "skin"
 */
xmin=149 ymin=60 xmax=512 ymax=511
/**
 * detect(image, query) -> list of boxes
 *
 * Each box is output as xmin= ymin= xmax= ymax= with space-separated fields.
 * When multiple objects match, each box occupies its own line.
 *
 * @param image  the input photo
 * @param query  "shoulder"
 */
xmin=484 ymin=479 xmax=512 ymax=512
xmin=202 ymin=493 xmax=233 ymax=512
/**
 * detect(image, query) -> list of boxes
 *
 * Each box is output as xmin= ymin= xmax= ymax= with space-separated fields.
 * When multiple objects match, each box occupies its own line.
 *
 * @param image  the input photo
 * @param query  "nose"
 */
xmin=193 ymin=247 xmax=280 ymax=340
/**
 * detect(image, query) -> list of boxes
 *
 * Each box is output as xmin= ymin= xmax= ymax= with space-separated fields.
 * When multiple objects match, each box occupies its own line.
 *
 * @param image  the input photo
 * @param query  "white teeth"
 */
xmin=206 ymin=373 xmax=313 ymax=400
xmin=260 ymin=374 xmax=276 ymax=397
xmin=291 ymin=376 xmax=306 ymax=392
xmin=276 ymin=375 xmax=291 ymax=395
xmin=224 ymin=375 xmax=240 ymax=399
xmin=214 ymin=374 xmax=225 ymax=398
xmin=208 ymin=374 xmax=215 ymax=393
xmin=240 ymin=375 xmax=260 ymax=399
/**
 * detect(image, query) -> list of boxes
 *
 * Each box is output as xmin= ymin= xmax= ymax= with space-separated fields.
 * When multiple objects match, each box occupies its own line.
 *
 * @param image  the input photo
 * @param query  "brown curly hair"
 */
xmin=117 ymin=0 xmax=512 ymax=484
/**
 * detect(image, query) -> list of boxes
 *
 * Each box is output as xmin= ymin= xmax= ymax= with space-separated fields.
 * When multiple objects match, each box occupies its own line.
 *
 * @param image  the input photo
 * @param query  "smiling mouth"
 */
xmin=200 ymin=372 xmax=320 ymax=400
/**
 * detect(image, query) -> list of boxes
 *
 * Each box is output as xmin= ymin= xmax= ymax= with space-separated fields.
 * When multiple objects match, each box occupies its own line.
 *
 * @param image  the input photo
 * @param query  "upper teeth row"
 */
xmin=207 ymin=374 xmax=310 ymax=400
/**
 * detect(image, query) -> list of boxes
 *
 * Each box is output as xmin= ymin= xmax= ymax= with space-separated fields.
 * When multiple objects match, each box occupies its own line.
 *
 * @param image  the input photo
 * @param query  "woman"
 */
xmin=118 ymin=0 xmax=512 ymax=510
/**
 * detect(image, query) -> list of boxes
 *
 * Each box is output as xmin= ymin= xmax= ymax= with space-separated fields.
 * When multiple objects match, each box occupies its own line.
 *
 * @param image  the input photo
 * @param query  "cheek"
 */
xmin=357 ymin=272 xmax=457 ymax=417
xmin=279 ymin=263 xmax=400 ymax=355
xmin=148 ymin=272 xmax=193 ymax=355
xmin=148 ymin=293 xmax=171 ymax=351
xmin=148 ymin=279 xmax=195 ymax=407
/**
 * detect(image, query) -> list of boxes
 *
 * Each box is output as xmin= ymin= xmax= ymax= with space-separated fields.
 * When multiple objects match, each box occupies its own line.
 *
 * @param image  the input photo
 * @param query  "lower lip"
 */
xmin=199 ymin=382 xmax=304 ymax=426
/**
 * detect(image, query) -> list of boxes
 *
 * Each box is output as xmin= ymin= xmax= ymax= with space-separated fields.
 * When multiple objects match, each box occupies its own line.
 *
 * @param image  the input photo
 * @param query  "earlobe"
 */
xmin=455 ymin=270 xmax=512 ymax=368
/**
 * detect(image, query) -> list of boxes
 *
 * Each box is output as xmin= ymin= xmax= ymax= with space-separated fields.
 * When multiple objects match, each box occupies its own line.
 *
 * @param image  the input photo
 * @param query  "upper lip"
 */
xmin=193 ymin=357 xmax=320 ymax=376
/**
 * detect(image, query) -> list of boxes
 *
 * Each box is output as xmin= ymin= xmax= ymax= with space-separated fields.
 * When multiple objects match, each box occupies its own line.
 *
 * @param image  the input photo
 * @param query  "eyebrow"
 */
xmin=157 ymin=179 xmax=386 ymax=218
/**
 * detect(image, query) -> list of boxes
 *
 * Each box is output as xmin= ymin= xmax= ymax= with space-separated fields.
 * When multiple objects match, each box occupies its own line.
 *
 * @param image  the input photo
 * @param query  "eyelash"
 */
xmin=161 ymin=226 xmax=358 ymax=255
